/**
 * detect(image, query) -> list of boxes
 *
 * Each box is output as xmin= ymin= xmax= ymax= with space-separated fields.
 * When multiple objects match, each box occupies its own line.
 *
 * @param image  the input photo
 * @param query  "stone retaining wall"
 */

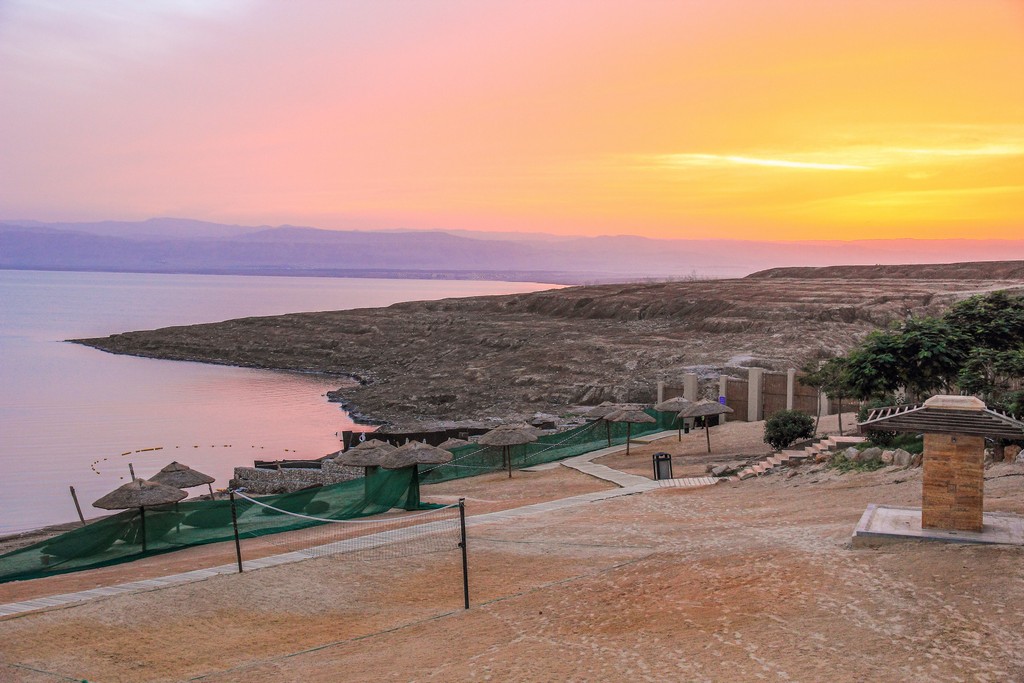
xmin=231 ymin=461 xmax=362 ymax=494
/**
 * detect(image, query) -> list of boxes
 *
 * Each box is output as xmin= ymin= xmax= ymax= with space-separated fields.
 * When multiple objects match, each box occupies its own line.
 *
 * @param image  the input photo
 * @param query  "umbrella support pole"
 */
xmin=626 ymin=424 xmax=632 ymax=456
xmin=506 ymin=447 xmax=512 ymax=479
xmin=139 ymin=506 xmax=146 ymax=553
xmin=229 ymin=490 xmax=243 ymax=573
xmin=406 ymin=466 xmax=422 ymax=510
xmin=706 ymin=424 xmax=712 ymax=454
xmin=606 ymin=422 xmax=611 ymax=448
xmin=458 ymin=498 xmax=470 ymax=610
xmin=69 ymin=486 xmax=85 ymax=525
xmin=207 ymin=483 xmax=214 ymax=497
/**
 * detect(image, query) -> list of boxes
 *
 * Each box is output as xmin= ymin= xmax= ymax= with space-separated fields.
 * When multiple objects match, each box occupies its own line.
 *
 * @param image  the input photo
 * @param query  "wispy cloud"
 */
xmin=657 ymin=153 xmax=872 ymax=171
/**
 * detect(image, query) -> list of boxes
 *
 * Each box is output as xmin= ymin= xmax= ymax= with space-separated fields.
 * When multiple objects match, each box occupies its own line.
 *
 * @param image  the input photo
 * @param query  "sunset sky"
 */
xmin=1 ymin=0 xmax=1022 ymax=241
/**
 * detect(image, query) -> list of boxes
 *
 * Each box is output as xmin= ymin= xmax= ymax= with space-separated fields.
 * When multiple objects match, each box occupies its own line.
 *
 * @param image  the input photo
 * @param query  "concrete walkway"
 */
xmin=0 ymin=430 xmax=719 ymax=619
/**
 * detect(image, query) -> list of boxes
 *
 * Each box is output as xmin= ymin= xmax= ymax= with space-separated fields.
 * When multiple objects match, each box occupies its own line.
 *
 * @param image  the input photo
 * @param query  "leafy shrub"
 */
xmin=829 ymin=454 xmax=887 ymax=474
xmin=763 ymin=410 xmax=815 ymax=451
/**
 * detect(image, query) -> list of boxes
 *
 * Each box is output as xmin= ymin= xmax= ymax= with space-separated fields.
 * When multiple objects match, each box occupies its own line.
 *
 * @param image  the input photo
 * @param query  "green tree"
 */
xmin=800 ymin=356 xmax=852 ymax=434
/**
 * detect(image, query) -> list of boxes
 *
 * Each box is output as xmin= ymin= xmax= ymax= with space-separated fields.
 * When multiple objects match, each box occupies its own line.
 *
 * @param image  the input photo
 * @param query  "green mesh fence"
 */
xmin=0 ymin=467 xmax=416 ymax=584
xmin=421 ymin=409 xmax=678 ymax=483
xmin=0 ymin=410 xmax=678 ymax=584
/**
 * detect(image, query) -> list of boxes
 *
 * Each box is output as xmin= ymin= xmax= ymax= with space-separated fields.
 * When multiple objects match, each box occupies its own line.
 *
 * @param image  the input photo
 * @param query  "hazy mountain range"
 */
xmin=3 ymin=218 xmax=1024 ymax=284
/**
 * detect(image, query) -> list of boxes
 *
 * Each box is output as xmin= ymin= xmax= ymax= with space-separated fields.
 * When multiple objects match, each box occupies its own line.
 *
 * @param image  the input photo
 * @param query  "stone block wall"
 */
xmin=231 ymin=462 xmax=362 ymax=494
xmin=922 ymin=432 xmax=985 ymax=532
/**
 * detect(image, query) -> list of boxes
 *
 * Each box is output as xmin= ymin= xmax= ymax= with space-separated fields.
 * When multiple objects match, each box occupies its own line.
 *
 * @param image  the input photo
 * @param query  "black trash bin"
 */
xmin=652 ymin=452 xmax=673 ymax=480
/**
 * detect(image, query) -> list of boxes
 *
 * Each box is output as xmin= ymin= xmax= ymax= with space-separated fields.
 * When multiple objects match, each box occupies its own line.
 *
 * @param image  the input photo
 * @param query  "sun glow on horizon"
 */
xmin=0 ymin=0 xmax=1022 ymax=243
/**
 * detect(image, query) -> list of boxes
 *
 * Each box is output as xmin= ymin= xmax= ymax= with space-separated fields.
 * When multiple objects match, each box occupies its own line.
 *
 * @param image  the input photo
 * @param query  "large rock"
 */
xmin=860 ymin=446 xmax=883 ymax=463
xmin=1006 ymin=444 xmax=1022 ymax=463
xmin=891 ymin=448 xmax=913 ymax=467
xmin=842 ymin=446 xmax=860 ymax=462
xmin=881 ymin=450 xmax=894 ymax=465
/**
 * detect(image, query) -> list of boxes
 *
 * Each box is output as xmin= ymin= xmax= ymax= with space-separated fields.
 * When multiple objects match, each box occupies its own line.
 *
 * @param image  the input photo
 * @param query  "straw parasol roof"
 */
xmin=655 ymin=397 xmax=694 ymax=440
xmin=654 ymin=397 xmax=693 ymax=412
xmin=477 ymin=424 xmax=540 ymax=447
xmin=680 ymin=400 xmax=734 ymax=419
xmin=333 ymin=439 xmax=396 ymax=467
xmin=93 ymin=478 xmax=187 ymax=510
xmin=381 ymin=441 xmax=454 ymax=470
xmin=604 ymin=409 xmax=657 ymax=424
xmin=680 ymin=400 xmax=735 ymax=453
xmin=603 ymin=408 xmax=656 ymax=455
xmin=148 ymin=461 xmax=215 ymax=489
xmin=438 ymin=437 xmax=470 ymax=450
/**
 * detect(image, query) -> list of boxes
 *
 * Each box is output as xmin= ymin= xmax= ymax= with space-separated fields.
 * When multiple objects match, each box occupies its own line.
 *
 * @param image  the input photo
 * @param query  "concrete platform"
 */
xmin=852 ymin=504 xmax=1024 ymax=547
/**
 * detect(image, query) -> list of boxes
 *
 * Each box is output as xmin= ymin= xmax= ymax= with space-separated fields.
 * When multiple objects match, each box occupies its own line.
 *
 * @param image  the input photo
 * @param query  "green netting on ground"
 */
xmin=0 ymin=410 xmax=679 ymax=584
xmin=0 ymin=467 xmax=416 ymax=584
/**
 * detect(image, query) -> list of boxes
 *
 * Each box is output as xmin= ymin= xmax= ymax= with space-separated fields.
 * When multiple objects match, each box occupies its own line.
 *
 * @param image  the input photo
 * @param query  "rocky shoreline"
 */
xmin=72 ymin=271 xmax=1024 ymax=428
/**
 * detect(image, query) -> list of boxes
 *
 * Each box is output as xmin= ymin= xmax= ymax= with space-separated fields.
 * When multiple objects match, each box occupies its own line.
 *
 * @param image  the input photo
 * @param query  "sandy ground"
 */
xmin=2 ymin=421 xmax=1023 ymax=682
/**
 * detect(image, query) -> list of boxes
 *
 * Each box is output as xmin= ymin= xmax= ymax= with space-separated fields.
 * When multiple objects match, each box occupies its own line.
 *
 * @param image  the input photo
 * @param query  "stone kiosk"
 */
xmin=853 ymin=395 xmax=1024 ymax=545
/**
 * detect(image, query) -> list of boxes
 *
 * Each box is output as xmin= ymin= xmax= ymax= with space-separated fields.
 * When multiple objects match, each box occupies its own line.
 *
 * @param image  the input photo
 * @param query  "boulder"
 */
xmin=910 ymin=452 xmax=923 ymax=467
xmin=881 ymin=450 xmax=895 ymax=465
xmin=890 ymin=448 xmax=913 ymax=467
xmin=1006 ymin=445 xmax=1022 ymax=463
xmin=860 ymin=447 xmax=883 ymax=463
xmin=842 ymin=446 xmax=860 ymax=462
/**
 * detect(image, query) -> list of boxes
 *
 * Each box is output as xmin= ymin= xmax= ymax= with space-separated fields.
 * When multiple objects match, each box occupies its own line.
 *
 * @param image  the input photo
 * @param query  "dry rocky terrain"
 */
xmin=75 ymin=264 xmax=1024 ymax=428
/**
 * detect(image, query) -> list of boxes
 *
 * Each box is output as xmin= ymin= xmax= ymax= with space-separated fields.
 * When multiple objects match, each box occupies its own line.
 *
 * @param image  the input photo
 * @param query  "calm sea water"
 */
xmin=0 ymin=270 xmax=556 ymax=533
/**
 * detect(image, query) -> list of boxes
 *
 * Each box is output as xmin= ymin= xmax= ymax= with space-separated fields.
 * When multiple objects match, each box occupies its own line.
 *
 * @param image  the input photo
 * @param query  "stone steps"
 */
xmin=734 ymin=433 xmax=857 ymax=481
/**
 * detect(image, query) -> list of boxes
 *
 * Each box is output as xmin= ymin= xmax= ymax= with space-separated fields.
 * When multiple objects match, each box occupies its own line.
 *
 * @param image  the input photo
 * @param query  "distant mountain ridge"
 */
xmin=3 ymin=217 xmax=1024 ymax=284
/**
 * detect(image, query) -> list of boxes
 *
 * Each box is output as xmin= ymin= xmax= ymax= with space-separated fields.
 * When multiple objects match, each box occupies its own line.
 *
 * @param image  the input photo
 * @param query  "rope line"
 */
xmin=233 ymin=490 xmax=456 ymax=524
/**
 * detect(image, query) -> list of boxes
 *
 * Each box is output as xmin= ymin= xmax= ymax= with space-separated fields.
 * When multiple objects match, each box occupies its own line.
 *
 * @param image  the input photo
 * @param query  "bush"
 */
xmin=829 ymin=454 xmax=887 ymax=474
xmin=763 ymin=410 xmax=815 ymax=451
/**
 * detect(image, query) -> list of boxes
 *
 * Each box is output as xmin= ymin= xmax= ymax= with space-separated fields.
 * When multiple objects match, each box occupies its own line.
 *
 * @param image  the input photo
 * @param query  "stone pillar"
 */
xmin=747 ymin=367 xmax=764 ymax=422
xmin=718 ymin=375 xmax=729 ymax=427
xmin=922 ymin=432 xmax=985 ymax=532
xmin=656 ymin=381 xmax=665 ymax=404
xmin=786 ymin=368 xmax=796 ymax=410
xmin=683 ymin=373 xmax=698 ymax=402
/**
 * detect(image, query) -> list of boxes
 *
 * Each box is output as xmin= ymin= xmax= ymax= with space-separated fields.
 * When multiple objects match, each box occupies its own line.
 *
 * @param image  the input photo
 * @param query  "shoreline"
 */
xmin=65 ymin=274 xmax=1022 ymax=429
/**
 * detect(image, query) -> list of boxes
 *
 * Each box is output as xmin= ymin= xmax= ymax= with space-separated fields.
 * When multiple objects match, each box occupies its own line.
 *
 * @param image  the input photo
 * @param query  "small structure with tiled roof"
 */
xmin=855 ymin=395 xmax=1024 ymax=542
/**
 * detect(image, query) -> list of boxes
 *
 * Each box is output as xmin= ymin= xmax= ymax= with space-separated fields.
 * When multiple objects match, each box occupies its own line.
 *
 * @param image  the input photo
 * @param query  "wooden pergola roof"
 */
xmin=860 ymin=396 xmax=1024 ymax=439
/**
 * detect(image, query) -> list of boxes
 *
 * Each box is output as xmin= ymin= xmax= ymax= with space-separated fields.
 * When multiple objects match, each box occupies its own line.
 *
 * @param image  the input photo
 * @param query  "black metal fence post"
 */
xmin=458 ymin=498 xmax=469 ymax=609
xmin=229 ymin=490 xmax=243 ymax=573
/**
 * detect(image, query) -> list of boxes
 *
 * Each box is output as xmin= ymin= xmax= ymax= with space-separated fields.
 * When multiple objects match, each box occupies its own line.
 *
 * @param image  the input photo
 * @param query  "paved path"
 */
xmin=0 ymin=429 xmax=719 ymax=619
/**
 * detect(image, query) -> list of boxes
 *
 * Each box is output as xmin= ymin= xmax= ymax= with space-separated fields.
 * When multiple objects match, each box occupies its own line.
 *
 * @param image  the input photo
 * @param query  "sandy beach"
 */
xmin=2 ymin=415 xmax=1023 ymax=682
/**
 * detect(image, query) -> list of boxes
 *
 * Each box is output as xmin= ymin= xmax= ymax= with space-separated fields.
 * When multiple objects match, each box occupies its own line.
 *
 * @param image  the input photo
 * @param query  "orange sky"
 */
xmin=1 ymin=0 xmax=1022 ymax=240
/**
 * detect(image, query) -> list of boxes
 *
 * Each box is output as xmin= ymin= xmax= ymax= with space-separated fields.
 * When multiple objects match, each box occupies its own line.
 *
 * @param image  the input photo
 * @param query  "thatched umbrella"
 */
xmin=437 ymin=437 xmax=470 ymax=450
xmin=604 ymin=409 xmax=657 ymax=455
xmin=655 ymin=397 xmax=694 ymax=441
xmin=381 ymin=441 xmax=453 ymax=509
xmin=584 ymin=403 xmax=625 ymax=447
xmin=334 ymin=439 xmax=397 ymax=497
xmin=149 ymin=461 xmax=216 ymax=496
xmin=478 ymin=425 xmax=539 ymax=478
xmin=334 ymin=439 xmax=396 ymax=475
xmin=679 ymin=400 xmax=735 ymax=453
xmin=93 ymin=479 xmax=186 ymax=552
